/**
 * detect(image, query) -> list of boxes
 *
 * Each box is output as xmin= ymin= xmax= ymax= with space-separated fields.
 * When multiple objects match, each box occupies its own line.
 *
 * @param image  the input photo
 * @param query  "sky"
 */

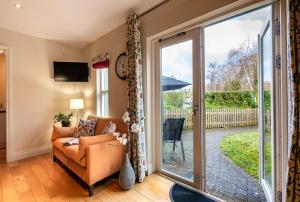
xmin=161 ymin=6 xmax=271 ymax=85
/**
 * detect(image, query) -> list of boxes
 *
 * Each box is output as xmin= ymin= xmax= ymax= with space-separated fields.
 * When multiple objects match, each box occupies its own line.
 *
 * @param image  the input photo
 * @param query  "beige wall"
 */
xmin=82 ymin=25 xmax=127 ymax=118
xmin=0 ymin=54 xmax=5 ymax=111
xmin=0 ymin=27 xmax=88 ymax=161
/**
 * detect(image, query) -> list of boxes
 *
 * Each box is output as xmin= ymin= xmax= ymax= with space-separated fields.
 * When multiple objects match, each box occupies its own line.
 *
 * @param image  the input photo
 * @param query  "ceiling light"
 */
xmin=14 ymin=3 xmax=23 ymax=9
xmin=0 ymin=50 xmax=5 ymax=54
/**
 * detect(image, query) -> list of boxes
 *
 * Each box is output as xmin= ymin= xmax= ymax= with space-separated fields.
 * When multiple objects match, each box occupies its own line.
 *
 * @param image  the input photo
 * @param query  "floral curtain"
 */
xmin=126 ymin=13 xmax=147 ymax=182
xmin=286 ymin=0 xmax=300 ymax=201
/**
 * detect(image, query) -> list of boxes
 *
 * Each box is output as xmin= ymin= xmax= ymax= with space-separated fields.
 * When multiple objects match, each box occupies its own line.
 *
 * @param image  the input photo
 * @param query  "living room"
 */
xmin=0 ymin=0 xmax=298 ymax=201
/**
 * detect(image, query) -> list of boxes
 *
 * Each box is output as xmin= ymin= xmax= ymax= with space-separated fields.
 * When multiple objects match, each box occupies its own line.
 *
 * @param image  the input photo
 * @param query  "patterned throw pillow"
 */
xmin=101 ymin=121 xmax=117 ymax=134
xmin=73 ymin=119 xmax=97 ymax=138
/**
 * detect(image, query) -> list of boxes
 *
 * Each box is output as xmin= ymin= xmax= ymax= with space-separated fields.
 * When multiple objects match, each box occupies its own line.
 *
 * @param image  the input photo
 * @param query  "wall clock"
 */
xmin=115 ymin=53 xmax=127 ymax=80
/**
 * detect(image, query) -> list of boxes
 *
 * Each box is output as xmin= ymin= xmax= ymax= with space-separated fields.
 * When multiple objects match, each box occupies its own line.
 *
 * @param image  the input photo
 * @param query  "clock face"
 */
xmin=115 ymin=53 xmax=127 ymax=80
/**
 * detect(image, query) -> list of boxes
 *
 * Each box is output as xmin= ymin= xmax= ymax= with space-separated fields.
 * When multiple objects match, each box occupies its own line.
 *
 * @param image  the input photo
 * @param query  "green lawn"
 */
xmin=220 ymin=131 xmax=271 ymax=179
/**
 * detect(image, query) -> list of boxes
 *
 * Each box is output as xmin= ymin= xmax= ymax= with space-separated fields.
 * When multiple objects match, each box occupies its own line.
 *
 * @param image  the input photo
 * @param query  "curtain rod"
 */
xmin=138 ymin=0 xmax=170 ymax=18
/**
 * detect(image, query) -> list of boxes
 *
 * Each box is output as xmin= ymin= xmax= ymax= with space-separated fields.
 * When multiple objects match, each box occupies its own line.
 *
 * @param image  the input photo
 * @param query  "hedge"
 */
xmin=163 ymin=90 xmax=269 ymax=109
xmin=205 ymin=91 xmax=257 ymax=109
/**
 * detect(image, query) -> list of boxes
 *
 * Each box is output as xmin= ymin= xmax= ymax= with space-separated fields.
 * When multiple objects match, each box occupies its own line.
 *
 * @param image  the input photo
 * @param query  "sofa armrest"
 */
xmin=86 ymin=140 xmax=125 ymax=185
xmin=51 ymin=125 xmax=77 ymax=141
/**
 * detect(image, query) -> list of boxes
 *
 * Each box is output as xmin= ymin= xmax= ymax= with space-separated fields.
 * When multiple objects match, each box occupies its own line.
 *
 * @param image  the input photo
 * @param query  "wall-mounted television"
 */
xmin=53 ymin=61 xmax=89 ymax=82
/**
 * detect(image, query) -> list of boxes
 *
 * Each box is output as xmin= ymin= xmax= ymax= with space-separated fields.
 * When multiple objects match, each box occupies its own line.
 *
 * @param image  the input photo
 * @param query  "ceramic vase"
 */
xmin=119 ymin=153 xmax=135 ymax=190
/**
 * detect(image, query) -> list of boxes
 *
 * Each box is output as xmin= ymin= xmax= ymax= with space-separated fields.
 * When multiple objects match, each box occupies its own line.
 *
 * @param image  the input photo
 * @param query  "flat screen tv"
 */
xmin=53 ymin=61 xmax=89 ymax=82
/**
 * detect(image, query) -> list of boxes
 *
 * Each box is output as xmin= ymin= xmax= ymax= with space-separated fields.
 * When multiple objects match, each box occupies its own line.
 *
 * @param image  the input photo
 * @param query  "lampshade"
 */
xmin=70 ymin=99 xmax=84 ymax=110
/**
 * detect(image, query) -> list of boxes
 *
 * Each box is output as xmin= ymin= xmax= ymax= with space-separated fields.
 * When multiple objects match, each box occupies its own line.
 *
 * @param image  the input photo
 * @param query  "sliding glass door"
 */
xmin=155 ymin=29 xmax=202 ymax=188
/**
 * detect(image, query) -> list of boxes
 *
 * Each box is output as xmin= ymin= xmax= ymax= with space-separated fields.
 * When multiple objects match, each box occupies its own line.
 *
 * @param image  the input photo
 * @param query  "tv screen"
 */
xmin=53 ymin=62 xmax=89 ymax=82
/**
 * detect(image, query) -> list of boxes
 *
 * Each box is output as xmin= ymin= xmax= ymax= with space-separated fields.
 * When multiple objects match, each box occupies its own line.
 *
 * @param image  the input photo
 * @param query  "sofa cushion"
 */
xmin=73 ymin=119 xmax=97 ymax=138
xmin=52 ymin=126 xmax=77 ymax=141
xmin=101 ymin=121 xmax=117 ymax=134
xmin=87 ymin=116 xmax=127 ymax=135
xmin=53 ymin=137 xmax=73 ymax=152
xmin=53 ymin=137 xmax=86 ymax=167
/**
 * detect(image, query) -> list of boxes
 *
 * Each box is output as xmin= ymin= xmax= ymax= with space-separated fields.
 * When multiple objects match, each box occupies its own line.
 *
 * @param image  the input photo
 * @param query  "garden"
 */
xmin=163 ymin=89 xmax=271 ymax=179
xmin=220 ymin=131 xmax=271 ymax=179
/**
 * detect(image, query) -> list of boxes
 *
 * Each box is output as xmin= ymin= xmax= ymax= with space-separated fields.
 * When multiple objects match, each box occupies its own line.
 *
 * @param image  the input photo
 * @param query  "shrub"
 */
xmin=205 ymin=91 xmax=257 ymax=109
xmin=162 ymin=90 xmax=268 ymax=109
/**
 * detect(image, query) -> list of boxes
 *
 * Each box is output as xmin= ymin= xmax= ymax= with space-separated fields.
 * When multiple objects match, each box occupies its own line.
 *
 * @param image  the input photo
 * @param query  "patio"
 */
xmin=162 ymin=127 xmax=267 ymax=202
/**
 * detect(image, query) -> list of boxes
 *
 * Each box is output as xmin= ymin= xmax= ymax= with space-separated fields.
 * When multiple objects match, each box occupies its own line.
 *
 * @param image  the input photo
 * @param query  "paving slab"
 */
xmin=162 ymin=127 xmax=267 ymax=202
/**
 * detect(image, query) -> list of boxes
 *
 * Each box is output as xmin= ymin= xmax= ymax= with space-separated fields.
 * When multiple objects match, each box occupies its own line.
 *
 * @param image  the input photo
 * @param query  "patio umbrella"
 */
xmin=161 ymin=76 xmax=191 ymax=91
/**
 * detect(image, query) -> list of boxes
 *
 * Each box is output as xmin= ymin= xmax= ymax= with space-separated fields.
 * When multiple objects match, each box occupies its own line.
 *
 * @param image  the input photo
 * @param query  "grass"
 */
xmin=220 ymin=131 xmax=271 ymax=179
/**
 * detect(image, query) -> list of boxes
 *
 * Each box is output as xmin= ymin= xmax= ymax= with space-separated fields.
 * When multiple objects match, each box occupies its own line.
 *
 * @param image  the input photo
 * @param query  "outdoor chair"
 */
xmin=163 ymin=118 xmax=185 ymax=161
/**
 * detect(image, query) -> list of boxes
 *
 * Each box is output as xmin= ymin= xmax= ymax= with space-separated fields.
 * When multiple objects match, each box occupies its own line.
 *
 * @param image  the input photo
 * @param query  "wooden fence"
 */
xmin=163 ymin=108 xmax=258 ymax=129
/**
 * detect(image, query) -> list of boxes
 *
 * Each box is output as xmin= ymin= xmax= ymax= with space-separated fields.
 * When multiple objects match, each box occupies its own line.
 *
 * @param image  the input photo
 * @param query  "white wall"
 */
xmin=0 ymin=27 xmax=90 ymax=161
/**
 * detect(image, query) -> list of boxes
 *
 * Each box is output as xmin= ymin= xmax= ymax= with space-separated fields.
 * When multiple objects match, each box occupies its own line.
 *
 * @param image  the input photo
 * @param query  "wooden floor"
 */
xmin=0 ymin=153 xmax=174 ymax=202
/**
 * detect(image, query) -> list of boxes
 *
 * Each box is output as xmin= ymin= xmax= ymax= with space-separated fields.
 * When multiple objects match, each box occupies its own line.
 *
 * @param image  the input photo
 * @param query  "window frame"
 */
xmin=96 ymin=68 xmax=109 ymax=117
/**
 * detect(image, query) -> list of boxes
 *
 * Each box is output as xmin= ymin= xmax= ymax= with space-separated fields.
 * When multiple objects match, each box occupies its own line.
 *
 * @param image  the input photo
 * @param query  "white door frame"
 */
xmin=258 ymin=3 xmax=281 ymax=201
xmin=258 ymin=20 xmax=275 ymax=202
xmin=154 ymin=28 xmax=202 ymax=189
xmin=0 ymin=44 xmax=12 ymax=162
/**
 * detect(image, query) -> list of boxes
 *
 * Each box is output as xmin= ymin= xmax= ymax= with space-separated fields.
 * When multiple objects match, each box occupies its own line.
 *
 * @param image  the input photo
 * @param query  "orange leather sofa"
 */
xmin=51 ymin=116 xmax=126 ymax=196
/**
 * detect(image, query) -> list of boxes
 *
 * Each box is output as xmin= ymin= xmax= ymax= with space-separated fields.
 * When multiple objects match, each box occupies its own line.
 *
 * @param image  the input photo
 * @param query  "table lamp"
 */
xmin=70 ymin=99 xmax=84 ymax=124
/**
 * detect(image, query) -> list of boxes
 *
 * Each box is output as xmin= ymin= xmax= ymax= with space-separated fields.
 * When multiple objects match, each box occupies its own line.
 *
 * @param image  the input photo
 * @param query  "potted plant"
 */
xmin=53 ymin=112 xmax=74 ymax=127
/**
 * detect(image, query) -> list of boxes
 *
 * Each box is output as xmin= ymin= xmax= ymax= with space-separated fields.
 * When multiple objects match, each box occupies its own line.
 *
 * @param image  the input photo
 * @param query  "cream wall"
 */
xmin=82 ymin=25 xmax=127 ymax=118
xmin=0 ymin=27 xmax=89 ymax=161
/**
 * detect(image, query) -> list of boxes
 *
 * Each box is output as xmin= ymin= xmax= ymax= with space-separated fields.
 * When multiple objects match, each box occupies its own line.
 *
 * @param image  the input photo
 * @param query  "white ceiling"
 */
xmin=0 ymin=0 xmax=164 ymax=48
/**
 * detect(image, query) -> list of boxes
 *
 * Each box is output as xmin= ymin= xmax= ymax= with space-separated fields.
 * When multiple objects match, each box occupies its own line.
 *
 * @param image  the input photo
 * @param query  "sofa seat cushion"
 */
xmin=53 ymin=137 xmax=87 ymax=167
xmin=53 ymin=137 xmax=73 ymax=153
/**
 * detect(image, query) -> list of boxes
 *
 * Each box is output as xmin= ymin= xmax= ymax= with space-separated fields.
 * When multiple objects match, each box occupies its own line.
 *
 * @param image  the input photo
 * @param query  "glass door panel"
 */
xmin=156 ymin=29 xmax=201 ymax=187
xmin=258 ymin=20 xmax=275 ymax=201
xmin=161 ymin=40 xmax=194 ymax=180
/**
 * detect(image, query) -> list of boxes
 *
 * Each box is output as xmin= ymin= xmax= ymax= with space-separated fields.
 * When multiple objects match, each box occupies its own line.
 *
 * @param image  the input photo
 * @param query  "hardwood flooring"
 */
xmin=0 ymin=153 xmax=174 ymax=202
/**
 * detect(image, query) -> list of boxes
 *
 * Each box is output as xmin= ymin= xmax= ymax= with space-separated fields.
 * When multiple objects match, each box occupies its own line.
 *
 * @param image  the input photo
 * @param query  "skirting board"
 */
xmin=146 ymin=163 xmax=154 ymax=176
xmin=11 ymin=145 xmax=52 ymax=161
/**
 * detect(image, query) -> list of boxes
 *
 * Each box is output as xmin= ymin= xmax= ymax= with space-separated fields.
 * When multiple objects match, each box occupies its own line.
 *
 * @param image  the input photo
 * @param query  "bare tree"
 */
xmin=219 ymin=39 xmax=258 ymax=95
xmin=206 ymin=61 xmax=220 ymax=91
xmin=227 ymin=40 xmax=258 ymax=92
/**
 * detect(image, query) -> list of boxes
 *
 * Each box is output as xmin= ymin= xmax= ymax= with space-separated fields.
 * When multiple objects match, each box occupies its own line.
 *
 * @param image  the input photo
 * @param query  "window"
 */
xmin=96 ymin=68 xmax=109 ymax=117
